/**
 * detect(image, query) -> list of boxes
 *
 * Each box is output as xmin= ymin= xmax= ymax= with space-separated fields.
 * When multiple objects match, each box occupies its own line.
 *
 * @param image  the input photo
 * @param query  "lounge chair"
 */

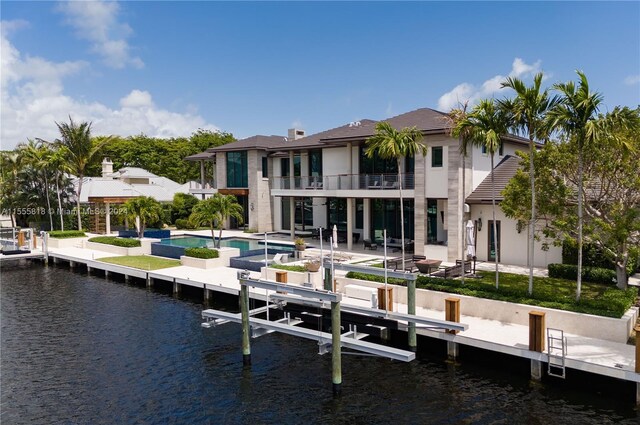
xmin=272 ymin=253 xmax=289 ymax=264
xmin=363 ymin=239 xmax=377 ymax=250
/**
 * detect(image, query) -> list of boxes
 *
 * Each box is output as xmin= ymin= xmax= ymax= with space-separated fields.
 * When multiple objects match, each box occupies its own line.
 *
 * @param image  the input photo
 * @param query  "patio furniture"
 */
xmin=363 ymin=239 xmax=377 ymax=250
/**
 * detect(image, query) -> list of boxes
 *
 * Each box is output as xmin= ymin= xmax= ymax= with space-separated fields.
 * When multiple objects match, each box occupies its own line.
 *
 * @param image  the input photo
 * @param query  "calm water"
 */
xmin=159 ymin=236 xmax=294 ymax=252
xmin=1 ymin=262 xmax=638 ymax=424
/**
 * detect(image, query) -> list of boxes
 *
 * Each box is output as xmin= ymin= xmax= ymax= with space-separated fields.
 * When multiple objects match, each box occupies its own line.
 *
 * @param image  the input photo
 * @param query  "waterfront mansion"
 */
xmin=186 ymin=107 xmax=561 ymax=267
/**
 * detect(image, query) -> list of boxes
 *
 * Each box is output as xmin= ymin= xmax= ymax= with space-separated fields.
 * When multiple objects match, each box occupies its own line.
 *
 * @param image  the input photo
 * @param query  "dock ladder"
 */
xmin=547 ymin=328 xmax=567 ymax=378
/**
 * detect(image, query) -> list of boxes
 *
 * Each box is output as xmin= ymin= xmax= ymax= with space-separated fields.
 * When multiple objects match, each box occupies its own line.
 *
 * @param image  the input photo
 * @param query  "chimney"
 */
xmin=102 ymin=157 xmax=113 ymax=177
xmin=288 ymin=128 xmax=306 ymax=140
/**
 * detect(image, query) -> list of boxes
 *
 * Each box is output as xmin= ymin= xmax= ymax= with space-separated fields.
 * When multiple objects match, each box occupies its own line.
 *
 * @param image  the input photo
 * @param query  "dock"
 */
xmin=38 ymin=246 xmax=640 ymax=401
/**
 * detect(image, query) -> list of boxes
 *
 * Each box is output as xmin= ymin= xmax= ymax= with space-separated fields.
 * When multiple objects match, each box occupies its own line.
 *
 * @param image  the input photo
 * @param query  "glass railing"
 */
xmin=271 ymin=173 xmax=414 ymax=191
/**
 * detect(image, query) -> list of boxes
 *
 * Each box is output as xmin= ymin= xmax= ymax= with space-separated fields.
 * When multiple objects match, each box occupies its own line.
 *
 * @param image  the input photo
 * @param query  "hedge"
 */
xmin=184 ymin=247 xmax=219 ymax=259
xmin=345 ymin=271 xmax=407 ymax=286
xmin=271 ymin=264 xmax=307 ymax=273
xmin=548 ymin=263 xmax=617 ymax=285
xmin=49 ymin=230 xmax=87 ymax=239
xmin=88 ymin=236 xmax=141 ymax=247
xmin=175 ymin=218 xmax=197 ymax=230
xmin=562 ymin=242 xmax=639 ymax=276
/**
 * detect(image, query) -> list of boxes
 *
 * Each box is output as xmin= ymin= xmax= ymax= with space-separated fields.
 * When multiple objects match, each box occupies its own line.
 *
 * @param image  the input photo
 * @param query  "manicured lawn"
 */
xmin=419 ymin=271 xmax=637 ymax=318
xmin=345 ymin=269 xmax=637 ymax=318
xmin=99 ymin=255 xmax=181 ymax=270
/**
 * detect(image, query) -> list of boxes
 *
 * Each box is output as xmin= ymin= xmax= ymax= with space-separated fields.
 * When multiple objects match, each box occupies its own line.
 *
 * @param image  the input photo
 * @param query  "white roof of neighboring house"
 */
xmin=80 ymin=178 xmax=144 ymax=202
xmin=113 ymin=167 xmax=157 ymax=179
xmin=129 ymin=184 xmax=177 ymax=202
xmin=75 ymin=166 xmax=196 ymax=203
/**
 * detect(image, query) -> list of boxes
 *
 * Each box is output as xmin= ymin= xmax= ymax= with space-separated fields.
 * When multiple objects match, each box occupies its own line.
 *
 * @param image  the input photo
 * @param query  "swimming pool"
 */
xmin=158 ymin=235 xmax=294 ymax=252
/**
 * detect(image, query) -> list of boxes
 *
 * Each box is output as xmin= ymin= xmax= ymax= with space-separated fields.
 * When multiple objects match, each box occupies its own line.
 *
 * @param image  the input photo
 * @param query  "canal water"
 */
xmin=1 ymin=262 xmax=638 ymax=424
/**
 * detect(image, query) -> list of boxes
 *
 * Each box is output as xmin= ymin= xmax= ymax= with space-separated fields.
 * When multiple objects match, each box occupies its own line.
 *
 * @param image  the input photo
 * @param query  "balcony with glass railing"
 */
xmin=270 ymin=173 xmax=414 ymax=194
xmin=188 ymin=180 xmax=217 ymax=195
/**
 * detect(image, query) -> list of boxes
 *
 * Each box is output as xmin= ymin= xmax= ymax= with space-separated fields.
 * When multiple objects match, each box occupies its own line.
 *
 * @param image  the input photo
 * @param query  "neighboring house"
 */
xmin=77 ymin=158 xmax=194 ymax=234
xmin=186 ymin=107 xmax=537 ymax=263
xmin=465 ymin=155 xmax=562 ymax=267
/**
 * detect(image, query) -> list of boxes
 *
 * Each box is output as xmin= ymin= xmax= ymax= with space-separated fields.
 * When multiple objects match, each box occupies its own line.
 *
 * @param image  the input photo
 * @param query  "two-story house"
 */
xmin=186 ymin=107 xmax=562 ymax=266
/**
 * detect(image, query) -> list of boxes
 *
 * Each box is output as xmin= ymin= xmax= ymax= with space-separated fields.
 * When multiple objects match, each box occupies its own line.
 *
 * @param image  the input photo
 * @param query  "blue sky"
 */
xmin=2 ymin=1 xmax=639 ymax=149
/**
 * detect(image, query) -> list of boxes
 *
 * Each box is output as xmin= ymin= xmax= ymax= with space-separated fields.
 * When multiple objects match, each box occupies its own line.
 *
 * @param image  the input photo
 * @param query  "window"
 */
xmin=432 ymin=146 xmax=443 ymax=167
xmin=261 ymin=156 xmax=268 ymax=178
xmin=226 ymin=151 xmax=247 ymax=187
xmin=482 ymin=143 xmax=504 ymax=156
xmin=309 ymin=149 xmax=322 ymax=176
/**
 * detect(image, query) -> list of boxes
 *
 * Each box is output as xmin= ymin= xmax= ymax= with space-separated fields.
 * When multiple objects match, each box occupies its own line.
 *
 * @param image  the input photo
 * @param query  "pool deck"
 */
xmin=36 ymin=236 xmax=640 ymax=394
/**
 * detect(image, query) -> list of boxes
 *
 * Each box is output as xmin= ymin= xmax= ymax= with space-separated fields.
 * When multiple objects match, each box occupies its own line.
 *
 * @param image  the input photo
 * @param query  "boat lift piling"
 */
xmin=204 ymin=271 xmax=421 ymax=396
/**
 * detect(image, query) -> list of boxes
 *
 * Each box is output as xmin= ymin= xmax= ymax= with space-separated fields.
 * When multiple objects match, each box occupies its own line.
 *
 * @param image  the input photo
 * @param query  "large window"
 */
xmin=309 ymin=149 xmax=323 ymax=176
xmin=432 ymin=146 xmax=443 ymax=167
xmin=369 ymin=199 xmax=414 ymax=242
xmin=226 ymin=151 xmax=247 ymax=187
xmin=280 ymin=156 xmax=301 ymax=177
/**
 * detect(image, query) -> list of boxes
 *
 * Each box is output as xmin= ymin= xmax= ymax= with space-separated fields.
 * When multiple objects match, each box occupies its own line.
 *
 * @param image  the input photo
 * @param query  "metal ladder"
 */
xmin=547 ymin=328 xmax=567 ymax=378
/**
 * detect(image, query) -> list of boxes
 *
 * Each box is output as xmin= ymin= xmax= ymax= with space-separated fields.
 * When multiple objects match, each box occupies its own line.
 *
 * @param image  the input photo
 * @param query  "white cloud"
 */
xmin=437 ymin=58 xmax=543 ymax=111
xmin=0 ymin=23 xmax=218 ymax=150
xmin=56 ymin=0 xmax=143 ymax=69
xmin=624 ymin=74 xmax=640 ymax=85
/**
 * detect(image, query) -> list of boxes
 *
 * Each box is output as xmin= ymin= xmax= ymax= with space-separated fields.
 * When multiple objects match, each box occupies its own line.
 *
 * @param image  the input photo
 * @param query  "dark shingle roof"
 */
xmin=184 ymin=151 xmax=216 ymax=161
xmin=206 ymin=135 xmax=286 ymax=153
xmin=267 ymin=119 xmax=379 ymax=150
xmin=320 ymin=108 xmax=449 ymax=143
xmin=466 ymin=155 xmax=521 ymax=204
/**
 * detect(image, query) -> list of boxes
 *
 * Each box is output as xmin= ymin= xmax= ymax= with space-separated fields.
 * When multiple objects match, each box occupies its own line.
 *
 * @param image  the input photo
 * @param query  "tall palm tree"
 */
xmin=18 ymin=140 xmax=55 ymax=230
xmin=123 ymin=196 xmax=164 ymax=239
xmin=190 ymin=194 xmax=244 ymax=248
xmin=451 ymin=99 xmax=510 ymax=288
xmin=547 ymin=71 xmax=603 ymax=301
xmin=447 ymin=103 xmax=472 ymax=285
xmin=55 ymin=117 xmax=110 ymax=230
xmin=365 ymin=122 xmax=427 ymax=271
xmin=0 ymin=152 xmax=22 ymax=227
xmin=500 ymin=73 xmax=559 ymax=295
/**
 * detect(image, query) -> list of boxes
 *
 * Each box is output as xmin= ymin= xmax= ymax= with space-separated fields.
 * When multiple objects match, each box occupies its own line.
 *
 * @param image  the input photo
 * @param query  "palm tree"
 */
xmin=365 ymin=122 xmax=427 ymax=271
xmin=18 ymin=140 xmax=55 ymax=230
xmin=190 ymin=194 xmax=244 ymax=248
xmin=500 ymin=73 xmax=559 ymax=295
xmin=46 ymin=145 xmax=73 ymax=231
xmin=448 ymin=103 xmax=472 ymax=285
xmin=0 ymin=152 xmax=22 ymax=227
xmin=451 ymin=99 xmax=510 ymax=288
xmin=55 ymin=117 xmax=110 ymax=230
xmin=123 ymin=196 xmax=164 ymax=239
xmin=547 ymin=71 xmax=603 ymax=301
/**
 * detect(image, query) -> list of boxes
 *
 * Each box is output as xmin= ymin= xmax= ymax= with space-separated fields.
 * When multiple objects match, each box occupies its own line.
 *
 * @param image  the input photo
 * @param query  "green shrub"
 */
xmin=88 ymin=236 xmax=141 ymax=247
xmin=548 ymin=263 xmax=617 ymax=284
xmin=345 ymin=271 xmax=407 ymax=286
xmin=49 ymin=230 xmax=87 ymax=239
xmin=184 ymin=247 xmax=219 ymax=259
xmin=175 ymin=218 xmax=196 ymax=230
xmin=271 ymin=264 xmax=307 ymax=273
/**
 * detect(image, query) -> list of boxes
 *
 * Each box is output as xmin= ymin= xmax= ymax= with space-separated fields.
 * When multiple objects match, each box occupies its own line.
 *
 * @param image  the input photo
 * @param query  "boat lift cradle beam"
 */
xmin=201 ymin=309 xmax=415 ymax=362
xmin=268 ymin=293 xmax=469 ymax=333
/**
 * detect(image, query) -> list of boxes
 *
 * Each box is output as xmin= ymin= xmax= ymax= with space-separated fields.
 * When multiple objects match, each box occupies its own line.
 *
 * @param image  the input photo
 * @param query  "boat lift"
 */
xmin=202 ymin=270 xmax=468 ymax=395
